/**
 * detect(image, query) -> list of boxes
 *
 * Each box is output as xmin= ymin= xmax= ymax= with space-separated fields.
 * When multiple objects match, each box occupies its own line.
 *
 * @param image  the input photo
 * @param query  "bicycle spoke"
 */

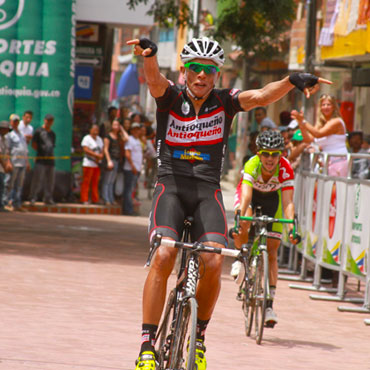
xmin=255 ymin=250 xmax=268 ymax=344
xmin=169 ymin=297 xmax=197 ymax=370
xmin=155 ymin=289 xmax=177 ymax=369
xmin=242 ymin=260 xmax=256 ymax=337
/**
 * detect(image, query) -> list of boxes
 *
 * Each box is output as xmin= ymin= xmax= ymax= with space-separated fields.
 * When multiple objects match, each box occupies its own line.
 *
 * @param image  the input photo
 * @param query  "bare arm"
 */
xmin=127 ymin=39 xmax=169 ymax=98
xmin=288 ymin=142 xmax=310 ymax=162
xmin=291 ymin=110 xmax=315 ymax=143
xmin=292 ymin=109 xmax=344 ymax=140
xmin=125 ymin=148 xmax=137 ymax=175
xmin=239 ymin=75 xmax=332 ymax=112
xmin=304 ymin=118 xmax=344 ymax=138
xmin=104 ymin=137 xmax=112 ymax=163
xmin=240 ymin=182 xmax=253 ymax=216
xmin=120 ymin=126 xmax=129 ymax=143
xmin=232 ymin=182 xmax=253 ymax=248
xmin=282 ymin=189 xmax=299 ymax=243
xmin=238 ymin=76 xmax=295 ymax=112
xmin=83 ymin=146 xmax=103 ymax=161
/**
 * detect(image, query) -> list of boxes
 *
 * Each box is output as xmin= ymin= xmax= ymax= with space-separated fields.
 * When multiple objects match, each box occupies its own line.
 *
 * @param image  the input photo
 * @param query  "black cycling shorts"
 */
xmin=251 ymin=189 xmax=283 ymax=239
xmin=148 ymin=175 xmax=228 ymax=247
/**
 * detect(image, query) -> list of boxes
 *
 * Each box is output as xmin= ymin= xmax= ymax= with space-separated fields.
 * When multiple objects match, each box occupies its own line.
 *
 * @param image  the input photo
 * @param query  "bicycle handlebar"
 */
xmin=159 ymin=238 xmax=241 ymax=258
xmin=145 ymin=234 xmax=242 ymax=267
xmin=232 ymin=209 xmax=299 ymax=240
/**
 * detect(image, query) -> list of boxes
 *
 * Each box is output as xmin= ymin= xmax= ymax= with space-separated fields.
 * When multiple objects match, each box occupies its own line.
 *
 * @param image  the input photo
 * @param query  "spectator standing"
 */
xmin=130 ymin=112 xmax=143 ymax=125
xmin=279 ymin=110 xmax=292 ymax=127
xmin=251 ymin=106 xmax=277 ymax=133
xmin=6 ymin=114 xmax=29 ymax=211
xmin=80 ymin=124 xmax=104 ymax=204
xmin=260 ymin=118 xmax=278 ymax=131
xmin=100 ymin=106 xmax=118 ymax=138
xmin=0 ymin=120 xmax=12 ymax=211
xmin=288 ymin=129 xmax=311 ymax=171
xmin=291 ymin=94 xmax=348 ymax=177
xmin=348 ymin=131 xmax=370 ymax=179
xmin=122 ymin=122 xmax=143 ymax=215
xmin=102 ymin=120 xmax=128 ymax=205
xmin=18 ymin=110 xmax=34 ymax=144
xmin=123 ymin=118 xmax=131 ymax=132
xmin=29 ymin=114 xmax=56 ymax=205
xmin=287 ymin=119 xmax=299 ymax=139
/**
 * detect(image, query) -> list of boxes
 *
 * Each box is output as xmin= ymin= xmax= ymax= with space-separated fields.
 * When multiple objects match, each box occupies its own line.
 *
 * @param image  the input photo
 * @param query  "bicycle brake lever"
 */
xmin=145 ymin=233 xmax=162 ymax=267
xmin=230 ymin=210 xmax=241 ymax=239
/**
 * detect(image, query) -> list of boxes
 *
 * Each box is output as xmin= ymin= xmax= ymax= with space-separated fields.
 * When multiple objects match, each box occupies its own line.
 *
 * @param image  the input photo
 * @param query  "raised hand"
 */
xmin=127 ymin=38 xmax=158 ymax=58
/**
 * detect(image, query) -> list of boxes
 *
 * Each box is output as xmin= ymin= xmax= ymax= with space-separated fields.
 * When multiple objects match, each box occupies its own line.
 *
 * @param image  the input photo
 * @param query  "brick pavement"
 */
xmin=1 ymin=199 xmax=369 ymax=369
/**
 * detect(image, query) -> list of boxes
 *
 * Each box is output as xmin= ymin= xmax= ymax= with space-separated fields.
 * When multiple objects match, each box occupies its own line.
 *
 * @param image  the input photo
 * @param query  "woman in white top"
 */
xmin=291 ymin=94 xmax=348 ymax=176
xmin=80 ymin=124 xmax=104 ymax=204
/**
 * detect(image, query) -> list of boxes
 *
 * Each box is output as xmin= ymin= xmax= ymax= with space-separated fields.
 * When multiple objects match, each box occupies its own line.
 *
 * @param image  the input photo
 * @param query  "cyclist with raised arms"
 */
xmin=127 ymin=36 xmax=331 ymax=370
xmin=231 ymin=130 xmax=300 ymax=327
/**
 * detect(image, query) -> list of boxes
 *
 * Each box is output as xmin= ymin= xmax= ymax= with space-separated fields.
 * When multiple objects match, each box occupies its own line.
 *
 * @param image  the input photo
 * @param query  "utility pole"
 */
xmin=304 ymin=0 xmax=317 ymax=122
xmin=189 ymin=0 xmax=200 ymax=39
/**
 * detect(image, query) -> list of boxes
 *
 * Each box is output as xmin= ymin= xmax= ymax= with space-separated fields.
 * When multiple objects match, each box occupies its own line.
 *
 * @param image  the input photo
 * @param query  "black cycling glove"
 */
xmin=139 ymin=38 xmax=158 ymax=57
xmin=289 ymin=72 xmax=318 ymax=92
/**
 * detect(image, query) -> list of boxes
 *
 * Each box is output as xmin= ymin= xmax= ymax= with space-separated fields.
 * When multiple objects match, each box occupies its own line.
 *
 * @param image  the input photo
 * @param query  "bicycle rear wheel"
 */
xmin=254 ymin=249 xmax=269 ymax=344
xmin=155 ymin=289 xmax=176 ymax=369
xmin=169 ymin=297 xmax=197 ymax=370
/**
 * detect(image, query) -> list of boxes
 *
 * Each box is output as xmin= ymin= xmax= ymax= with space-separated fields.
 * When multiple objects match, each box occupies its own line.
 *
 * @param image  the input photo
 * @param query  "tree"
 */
xmin=214 ymin=0 xmax=296 ymax=89
xmin=127 ymin=0 xmax=192 ymax=29
xmin=127 ymin=0 xmax=296 ymax=88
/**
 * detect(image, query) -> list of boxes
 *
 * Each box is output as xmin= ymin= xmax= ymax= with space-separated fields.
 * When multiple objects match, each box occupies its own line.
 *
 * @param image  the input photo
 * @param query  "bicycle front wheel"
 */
xmin=156 ymin=289 xmax=176 ymax=369
xmin=169 ymin=297 xmax=197 ymax=370
xmin=254 ymin=249 xmax=269 ymax=344
xmin=242 ymin=259 xmax=257 ymax=337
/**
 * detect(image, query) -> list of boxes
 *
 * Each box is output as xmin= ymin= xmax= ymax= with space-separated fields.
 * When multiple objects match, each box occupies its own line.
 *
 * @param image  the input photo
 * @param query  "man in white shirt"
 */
xmin=123 ymin=122 xmax=143 ymax=215
xmin=0 ymin=121 xmax=11 ymax=211
xmin=6 ymin=114 xmax=29 ymax=211
xmin=18 ymin=111 xmax=34 ymax=144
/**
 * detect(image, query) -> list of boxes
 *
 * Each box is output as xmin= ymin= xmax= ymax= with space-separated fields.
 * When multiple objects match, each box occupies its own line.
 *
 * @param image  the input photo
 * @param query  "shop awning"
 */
xmin=117 ymin=63 xmax=140 ymax=97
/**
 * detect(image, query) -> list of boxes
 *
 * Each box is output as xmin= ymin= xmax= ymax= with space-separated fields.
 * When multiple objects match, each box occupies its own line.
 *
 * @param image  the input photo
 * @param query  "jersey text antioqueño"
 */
xmin=155 ymin=83 xmax=243 ymax=184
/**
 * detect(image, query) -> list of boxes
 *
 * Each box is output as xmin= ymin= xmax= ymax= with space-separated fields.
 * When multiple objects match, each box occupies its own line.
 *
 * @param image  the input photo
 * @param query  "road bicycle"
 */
xmin=146 ymin=217 xmax=242 ymax=370
xmin=231 ymin=207 xmax=299 ymax=344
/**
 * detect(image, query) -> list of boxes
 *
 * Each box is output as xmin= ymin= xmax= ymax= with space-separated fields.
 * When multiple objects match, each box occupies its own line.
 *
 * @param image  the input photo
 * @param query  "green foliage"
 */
xmin=127 ymin=0 xmax=296 ymax=60
xmin=127 ymin=0 xmax=192 ymax=28
xmin=214 ymin=0 xmax=296 ymax=60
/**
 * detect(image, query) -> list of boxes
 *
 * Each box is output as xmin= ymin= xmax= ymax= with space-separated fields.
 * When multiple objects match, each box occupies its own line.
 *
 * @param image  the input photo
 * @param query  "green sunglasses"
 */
xmin=184 ymin=62 xmax=220 ymax=75
xmin=258 ymin=150 xmax=281 ymax=158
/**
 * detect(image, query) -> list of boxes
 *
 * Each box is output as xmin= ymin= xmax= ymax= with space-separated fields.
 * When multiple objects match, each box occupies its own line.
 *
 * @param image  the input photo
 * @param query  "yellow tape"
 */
xmin=0 ymin=153 xmax=84 ymax=160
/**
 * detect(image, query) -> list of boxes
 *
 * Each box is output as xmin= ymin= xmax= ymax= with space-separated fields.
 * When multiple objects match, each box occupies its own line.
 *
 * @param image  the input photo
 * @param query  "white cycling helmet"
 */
xmin=180 ymin=37 xmax=225 ymax=67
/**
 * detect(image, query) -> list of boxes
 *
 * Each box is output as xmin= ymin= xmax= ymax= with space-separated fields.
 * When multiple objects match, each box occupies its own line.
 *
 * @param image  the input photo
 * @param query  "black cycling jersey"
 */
xmin=155 ymin=82 xmax=243 ymax=184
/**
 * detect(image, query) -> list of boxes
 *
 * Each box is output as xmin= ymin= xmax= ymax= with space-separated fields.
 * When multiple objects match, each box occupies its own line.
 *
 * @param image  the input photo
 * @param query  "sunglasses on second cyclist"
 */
xmin=184 ymin=62 xmax=220 ymax=75
xmin=258 ymin=150 xmax=282 ymax=158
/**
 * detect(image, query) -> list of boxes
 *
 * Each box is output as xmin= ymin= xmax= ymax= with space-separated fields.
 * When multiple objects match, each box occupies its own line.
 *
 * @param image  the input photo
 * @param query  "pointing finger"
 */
xmin=304 ymin=87 xmax=311 ymax=99
xmin=126 ymin=39 xmax=140 ymax=45
xmin=318 ymin=77 xmax=333 ymax=85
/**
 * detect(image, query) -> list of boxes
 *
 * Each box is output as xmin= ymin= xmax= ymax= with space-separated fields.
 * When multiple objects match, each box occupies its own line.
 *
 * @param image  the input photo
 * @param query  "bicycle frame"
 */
xmin=233 ymin=208 xmax=297 ymax=344
xmin=146 ymin=223 xmax=241 ymax=369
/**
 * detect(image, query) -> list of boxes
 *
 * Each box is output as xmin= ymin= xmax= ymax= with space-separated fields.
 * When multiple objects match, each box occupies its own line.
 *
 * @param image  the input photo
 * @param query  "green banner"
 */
xmin=0 ymin=0 xmax=76 ymax=171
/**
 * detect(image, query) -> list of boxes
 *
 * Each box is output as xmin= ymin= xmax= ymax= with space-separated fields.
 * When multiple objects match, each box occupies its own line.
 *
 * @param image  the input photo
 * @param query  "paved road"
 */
xmin=1 ymin=189 xmax=369 ymax=370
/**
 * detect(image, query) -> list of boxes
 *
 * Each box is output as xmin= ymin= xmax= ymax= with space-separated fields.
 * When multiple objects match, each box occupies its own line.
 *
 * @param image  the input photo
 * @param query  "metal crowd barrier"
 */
xmin=278 ymin=151 xmax=370 ymax=325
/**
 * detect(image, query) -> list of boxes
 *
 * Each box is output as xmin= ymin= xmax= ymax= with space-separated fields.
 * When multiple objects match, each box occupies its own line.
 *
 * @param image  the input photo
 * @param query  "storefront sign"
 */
xmin=75 ymin=66 xmax=93 ymax=99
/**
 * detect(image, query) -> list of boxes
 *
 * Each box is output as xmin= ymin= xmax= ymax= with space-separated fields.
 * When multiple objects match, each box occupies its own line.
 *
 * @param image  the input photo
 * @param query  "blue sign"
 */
xmin=75 ymin=66 xmax=93 ymax=99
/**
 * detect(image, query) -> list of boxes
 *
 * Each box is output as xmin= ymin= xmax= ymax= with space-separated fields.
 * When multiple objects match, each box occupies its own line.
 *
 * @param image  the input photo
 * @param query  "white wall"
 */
xmin=76 ymin=0 xmax=154 ymax=25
